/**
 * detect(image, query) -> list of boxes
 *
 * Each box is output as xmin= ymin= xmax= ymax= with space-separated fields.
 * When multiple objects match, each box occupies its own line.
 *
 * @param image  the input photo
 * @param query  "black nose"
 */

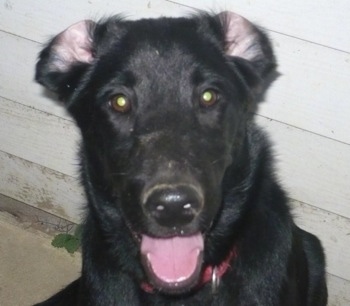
xmin=144 ymin=185 xmax=203 ymax=228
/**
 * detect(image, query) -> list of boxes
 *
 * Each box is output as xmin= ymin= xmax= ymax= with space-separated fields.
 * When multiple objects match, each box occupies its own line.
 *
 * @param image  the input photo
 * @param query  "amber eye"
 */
xmin=200 ymin=89 xmax=218 ymax=107
xmin=110 ymin=94 xmax=131 ymax=113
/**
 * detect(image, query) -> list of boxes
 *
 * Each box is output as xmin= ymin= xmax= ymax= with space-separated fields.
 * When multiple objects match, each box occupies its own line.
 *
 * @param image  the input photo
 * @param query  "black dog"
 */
xmin=34 ymin=11 xmax=327 ymax=305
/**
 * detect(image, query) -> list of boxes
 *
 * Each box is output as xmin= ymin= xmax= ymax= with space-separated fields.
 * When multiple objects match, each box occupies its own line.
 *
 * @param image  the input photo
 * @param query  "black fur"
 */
xmin=34 ymin=12 xmax=327 ymax=305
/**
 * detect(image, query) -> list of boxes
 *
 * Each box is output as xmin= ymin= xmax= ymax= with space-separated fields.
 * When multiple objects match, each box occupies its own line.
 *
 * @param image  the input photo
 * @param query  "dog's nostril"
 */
xmin=144 ymin=185 xmax=203 ymax=228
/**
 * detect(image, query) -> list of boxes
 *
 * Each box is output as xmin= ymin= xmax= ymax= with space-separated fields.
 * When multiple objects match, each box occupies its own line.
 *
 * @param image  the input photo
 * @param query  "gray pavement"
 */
xmin=0 ymin=212 xmax=81 ymax=306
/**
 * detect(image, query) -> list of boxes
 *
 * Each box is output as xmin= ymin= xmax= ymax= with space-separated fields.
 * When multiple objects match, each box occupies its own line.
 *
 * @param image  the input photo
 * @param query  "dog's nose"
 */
xmin=144 ymin=185 xmax=203 ymax=228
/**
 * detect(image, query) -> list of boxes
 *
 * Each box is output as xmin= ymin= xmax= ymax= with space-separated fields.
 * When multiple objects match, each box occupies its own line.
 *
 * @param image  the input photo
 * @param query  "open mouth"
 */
xmin=140 ymin=233 xmax=204 ymax=293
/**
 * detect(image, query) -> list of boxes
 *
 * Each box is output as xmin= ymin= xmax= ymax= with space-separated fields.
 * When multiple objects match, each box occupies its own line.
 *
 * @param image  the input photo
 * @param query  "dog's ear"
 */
xmin=35 ymin=20 xmax=96 ymax=101
xmin=217 ymin=11 xmax=277 ymax=94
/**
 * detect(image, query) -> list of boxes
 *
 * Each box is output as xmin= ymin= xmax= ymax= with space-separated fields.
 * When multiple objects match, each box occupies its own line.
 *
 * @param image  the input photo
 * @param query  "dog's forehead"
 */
xmin=98 ymin=17 xmax=226 ymax=85
xmin=126 ymin=43 xmax=195 ymax=80
xmin=108 ymin=17 xmax=221 ymax=63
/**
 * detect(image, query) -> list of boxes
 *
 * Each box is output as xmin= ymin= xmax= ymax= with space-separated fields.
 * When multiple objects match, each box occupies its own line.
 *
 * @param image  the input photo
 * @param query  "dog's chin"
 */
xmin=140 ymin=233 xmax=205 ymax=294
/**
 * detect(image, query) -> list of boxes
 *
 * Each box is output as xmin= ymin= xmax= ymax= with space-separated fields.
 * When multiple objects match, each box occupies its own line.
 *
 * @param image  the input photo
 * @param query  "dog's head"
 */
xmin=36 ymin=12 xmax=275 ymax=294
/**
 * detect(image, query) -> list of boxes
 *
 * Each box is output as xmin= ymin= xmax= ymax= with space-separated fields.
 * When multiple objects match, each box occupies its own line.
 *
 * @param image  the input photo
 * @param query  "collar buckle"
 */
xmin=211 ymin=266 xmax=220 ymax=294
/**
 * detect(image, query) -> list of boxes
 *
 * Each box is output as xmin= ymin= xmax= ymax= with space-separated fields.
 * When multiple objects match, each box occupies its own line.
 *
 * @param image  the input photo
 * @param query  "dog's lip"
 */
xmin=128 ymin=223 xmax=202 ymax=242
xmin=131 ymin=230 xmax=205 ymax=245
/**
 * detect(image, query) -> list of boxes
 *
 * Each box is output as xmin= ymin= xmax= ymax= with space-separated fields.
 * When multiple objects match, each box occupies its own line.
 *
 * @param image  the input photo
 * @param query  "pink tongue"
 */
xmin=141 ymin=234 xmax=204 ymax=283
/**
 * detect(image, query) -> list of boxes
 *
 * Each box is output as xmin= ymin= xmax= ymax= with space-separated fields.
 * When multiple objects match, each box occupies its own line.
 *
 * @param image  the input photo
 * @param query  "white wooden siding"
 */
xmin=0 ymin=0 xmax=349 ymax=304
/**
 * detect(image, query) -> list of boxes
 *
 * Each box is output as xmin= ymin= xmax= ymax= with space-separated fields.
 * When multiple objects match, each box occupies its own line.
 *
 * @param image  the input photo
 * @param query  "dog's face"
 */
xmin=36 ymin=12 xmax=275 ymax=293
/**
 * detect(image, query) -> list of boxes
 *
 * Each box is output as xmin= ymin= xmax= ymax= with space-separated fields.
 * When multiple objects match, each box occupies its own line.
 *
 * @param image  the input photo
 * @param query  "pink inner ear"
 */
xmin=52 ymin=20 xmax=94 ymax=72
xmin=218 ymin=11 xmax=262 ymax=61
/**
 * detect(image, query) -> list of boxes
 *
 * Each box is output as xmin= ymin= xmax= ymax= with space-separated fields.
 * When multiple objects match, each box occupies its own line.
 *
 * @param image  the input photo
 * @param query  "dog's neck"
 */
xmin=140 ymin=247 xmax=237 ymax=294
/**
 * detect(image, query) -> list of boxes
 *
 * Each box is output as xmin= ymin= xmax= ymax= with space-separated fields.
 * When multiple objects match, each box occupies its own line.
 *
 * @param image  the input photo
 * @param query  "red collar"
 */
xmin=141 ymin=247 xmax=237 ymax=294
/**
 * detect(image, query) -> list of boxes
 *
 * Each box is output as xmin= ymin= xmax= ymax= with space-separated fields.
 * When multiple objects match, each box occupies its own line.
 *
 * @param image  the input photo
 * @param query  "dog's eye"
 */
xmin=200 ymin=90 xmax=218 ymax=107
xmin=110 ymin=94 xmax=131 ymax=113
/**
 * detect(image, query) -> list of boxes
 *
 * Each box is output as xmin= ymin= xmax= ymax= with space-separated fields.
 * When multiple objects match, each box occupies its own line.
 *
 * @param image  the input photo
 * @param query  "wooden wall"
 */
xmin=0 ymin=0 xmax=349 ymax=304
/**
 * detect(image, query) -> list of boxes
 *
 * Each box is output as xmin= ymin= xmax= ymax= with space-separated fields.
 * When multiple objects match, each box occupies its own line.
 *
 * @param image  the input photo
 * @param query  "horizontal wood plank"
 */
xmin=0 ymin=194 xmax=77 ymax=236
xmin=1 ymin=0 xmax=349 ymax=52
xmin=260 ymin=31 xmax=350 ymax=144
xmin=0 ymin=0 xmax=187 ymax=43
xmin=169 ymin=0 xmax=350 ymax=52
xmin=327 ymin=274 xmax=350 ymax=306
xmin=257 ymin=116 xmax=350 ymax=219
xmin=0 ymin=151 xmax=84 ymax=223
xmin=0 ymin=31 xmax=69 ymax=118
xmin=293 ymin=200 xmax=350 ymax=281
xmin=0 ymin=97 xmax=80 ymax=177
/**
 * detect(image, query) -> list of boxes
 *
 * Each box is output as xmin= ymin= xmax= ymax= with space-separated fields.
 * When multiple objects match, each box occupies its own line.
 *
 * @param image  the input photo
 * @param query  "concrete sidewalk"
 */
xmin=0 ymin=212 xmax=81 ymax=306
